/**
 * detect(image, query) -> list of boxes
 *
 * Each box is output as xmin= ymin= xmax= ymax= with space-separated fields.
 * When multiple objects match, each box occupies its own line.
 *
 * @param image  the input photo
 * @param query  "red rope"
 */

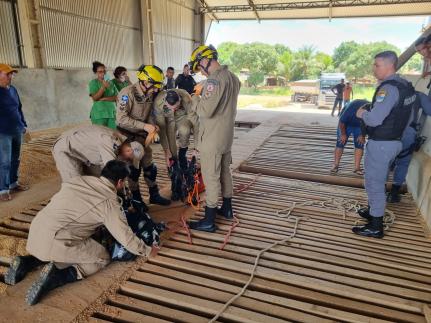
xmin=220 ymin=214 xmax=240 ymax=250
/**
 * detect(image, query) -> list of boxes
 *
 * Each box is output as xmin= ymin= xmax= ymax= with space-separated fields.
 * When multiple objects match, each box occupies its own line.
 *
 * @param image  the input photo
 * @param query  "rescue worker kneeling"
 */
xmin=153 ymin=89 xmax=199 ymax=171
xmin=52 ymin=125 xmax=149 ymax=210
xmin=4 ymin=160 xmax=153 ymax=305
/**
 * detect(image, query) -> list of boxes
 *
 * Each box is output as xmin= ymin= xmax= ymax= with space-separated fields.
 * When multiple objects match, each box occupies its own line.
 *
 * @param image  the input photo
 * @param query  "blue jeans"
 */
xmin=332 ymin=98 xmax=343 ymax=116
xmin=0 ymin=132 xmax=23 ymax=194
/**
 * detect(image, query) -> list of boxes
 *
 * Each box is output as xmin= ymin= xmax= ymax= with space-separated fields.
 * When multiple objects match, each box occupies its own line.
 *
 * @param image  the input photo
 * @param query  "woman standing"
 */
xmin=88 ymin=61 xmax=118 ymax=129
xmin=112 ymin=66 xmax=130 ymax=92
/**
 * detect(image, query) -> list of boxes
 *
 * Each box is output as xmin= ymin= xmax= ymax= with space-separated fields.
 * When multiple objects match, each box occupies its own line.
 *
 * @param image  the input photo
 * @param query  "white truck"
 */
xmin=290 ymin=72 xmax=346 ymax=107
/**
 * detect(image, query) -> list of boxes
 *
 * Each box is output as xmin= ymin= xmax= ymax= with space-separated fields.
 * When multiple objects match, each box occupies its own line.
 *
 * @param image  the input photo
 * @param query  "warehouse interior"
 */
xmin=1 ymin=0 xmax=431 ymax=321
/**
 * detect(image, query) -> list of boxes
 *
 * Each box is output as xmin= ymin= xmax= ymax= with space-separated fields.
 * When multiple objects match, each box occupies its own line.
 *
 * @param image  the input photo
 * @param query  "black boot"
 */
xmin=217 ymin=197 xmax=233 ymax=219
xmin=189 ymin=207 xmax=217 ymax=232
xmin=149 ymin=185 xmax=171 ymax=206
xmin=26 ymin=262 xmax=78 ymax=305
xmin=387 ymin=184 xmax=401 ymax=203
xmin=4 ymin=255 xmax=44 ymax=285
xmin=131 ymin=189 xmax=149 ymax=212
xmin=352 ymin=216 xmax=384 ymax=238
xmin=357 ymin=206 xmax=372 ymax=221
xmin=178 ymin=147 xmax=188 ymax=171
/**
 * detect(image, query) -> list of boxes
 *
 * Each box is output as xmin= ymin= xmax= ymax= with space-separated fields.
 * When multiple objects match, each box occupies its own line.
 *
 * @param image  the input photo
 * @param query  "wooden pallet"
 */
xmin=89 ymin=172 xmax=431 ymax=323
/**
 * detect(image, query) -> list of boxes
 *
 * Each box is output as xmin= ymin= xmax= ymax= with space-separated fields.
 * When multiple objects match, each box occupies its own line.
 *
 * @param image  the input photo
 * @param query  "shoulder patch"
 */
xmin=375 ymin=89 xmax=387 ymax=103
xmin=121 ymin=95 xmax=129 ymax=103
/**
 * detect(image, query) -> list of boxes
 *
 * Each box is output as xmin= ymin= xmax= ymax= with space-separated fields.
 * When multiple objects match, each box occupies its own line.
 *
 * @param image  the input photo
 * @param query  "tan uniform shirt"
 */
xmin=191 ymin=65 xmax=240 ymax=153
xmin=153 ymin=89 xmax=199 ymax=151
xmin=27 ymin=176 xmax=151 ymax=263
xmin=54 ymin=125 xmax=124 ymax=167
xmin=116 ymin=82 xmax=155 ymax=133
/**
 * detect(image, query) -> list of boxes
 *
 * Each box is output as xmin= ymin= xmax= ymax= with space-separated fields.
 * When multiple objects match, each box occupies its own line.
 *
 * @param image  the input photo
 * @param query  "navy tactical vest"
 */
xmin=367 ymin=79 xmax=416 ymax=141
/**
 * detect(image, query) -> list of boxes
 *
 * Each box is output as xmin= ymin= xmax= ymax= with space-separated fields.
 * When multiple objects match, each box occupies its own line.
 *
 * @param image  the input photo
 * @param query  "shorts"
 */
xmin=336 ymin=126 xmax=364 ymax=149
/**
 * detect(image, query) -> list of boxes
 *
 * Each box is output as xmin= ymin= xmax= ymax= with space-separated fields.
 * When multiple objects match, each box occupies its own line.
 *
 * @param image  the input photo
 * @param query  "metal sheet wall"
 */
xmin=152 ymin=0 xmax=197 ymax=71
xmin=39 ymin=0 xmax=143 ymax=69
xmin=0 ymin=0 xmax=20 ymax=66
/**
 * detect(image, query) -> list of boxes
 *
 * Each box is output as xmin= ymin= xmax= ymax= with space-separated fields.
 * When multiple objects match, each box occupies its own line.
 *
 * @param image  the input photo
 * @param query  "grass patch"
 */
xmin=352 ymin=84 xmax=375 ymax=101
xmin=240 ymin=86 xmax=292 ymax=96
xmin=238 ymin=95 xmax=291 ymax=108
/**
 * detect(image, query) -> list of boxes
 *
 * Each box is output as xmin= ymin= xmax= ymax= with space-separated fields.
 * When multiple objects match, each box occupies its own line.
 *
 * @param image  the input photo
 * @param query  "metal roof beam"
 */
xmin=198 ymin=0 xmax=219 ymax=23
xmin=202 ymin=0 xmax=431 ymax=13
xmin=247 ymin=0 xmax=261 ymax=22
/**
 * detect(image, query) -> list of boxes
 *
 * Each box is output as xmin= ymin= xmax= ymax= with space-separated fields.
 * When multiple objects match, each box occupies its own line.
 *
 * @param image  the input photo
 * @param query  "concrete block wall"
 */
xmin=12 ymin=68 xmax=140 ymax=131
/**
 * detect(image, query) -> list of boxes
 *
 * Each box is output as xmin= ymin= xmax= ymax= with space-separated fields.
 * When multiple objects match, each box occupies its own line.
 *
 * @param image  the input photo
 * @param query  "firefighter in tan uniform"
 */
xmin=187 ymin=45 xmax=241 ymax=232
xmin=116 ymin=65 xmax=170 ymax=206
xmin=5 ymin=161 xmax=153 ymax=305
xmin=153 ymin=89 xmax=199 ymax=170
xmin=52 ymin=124 xmax=147 ymax=208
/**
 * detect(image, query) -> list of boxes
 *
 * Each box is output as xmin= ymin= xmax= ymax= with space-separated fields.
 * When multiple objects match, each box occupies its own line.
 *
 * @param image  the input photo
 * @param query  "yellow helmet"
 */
xmin=136 ymin=65 xmax=164 ymax=88
xmin=189 ymin=44 xmax=218 ymax=72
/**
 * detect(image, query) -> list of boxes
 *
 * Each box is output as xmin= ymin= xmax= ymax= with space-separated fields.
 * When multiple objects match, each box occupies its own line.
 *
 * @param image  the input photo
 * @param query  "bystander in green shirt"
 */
xmin=88 ymin=79 xmax=118 ymax=129
xmin=111 ymin=79 xmax=130 ymax=92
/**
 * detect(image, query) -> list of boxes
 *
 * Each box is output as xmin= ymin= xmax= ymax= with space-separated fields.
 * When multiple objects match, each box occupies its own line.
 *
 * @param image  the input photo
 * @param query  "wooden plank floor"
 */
xmin=89 ymin=171 xmax=431 ymax=323
xmin=242 ymin=124 xmax=367 ymax=181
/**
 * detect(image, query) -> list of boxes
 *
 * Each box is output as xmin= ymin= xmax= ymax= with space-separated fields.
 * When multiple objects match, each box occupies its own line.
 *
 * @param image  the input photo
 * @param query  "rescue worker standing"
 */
xmin=116 ymin=65 xmax=170 ymax=206
xmin=153 ymin=89 xmax=199 ymax=170
xmin=5 ymin=161 xmax=152 ymax=305
xmin=354 ymin=51 xmax=417 ymax=238
xmin=187 ymin=45 xmax=241 ymax=232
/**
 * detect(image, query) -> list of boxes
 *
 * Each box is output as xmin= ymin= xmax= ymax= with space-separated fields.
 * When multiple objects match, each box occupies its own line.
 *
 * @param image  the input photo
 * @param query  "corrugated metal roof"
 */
xmin=201 ymin=0 xmax=431 ymax=20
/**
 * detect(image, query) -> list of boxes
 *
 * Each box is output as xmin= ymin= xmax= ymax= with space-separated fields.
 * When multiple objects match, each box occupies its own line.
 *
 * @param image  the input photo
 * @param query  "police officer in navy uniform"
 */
xmin=354 ymin=51 xmax=417 ymax=238
xmin=387 ymin=92 xmax=431 ymax=202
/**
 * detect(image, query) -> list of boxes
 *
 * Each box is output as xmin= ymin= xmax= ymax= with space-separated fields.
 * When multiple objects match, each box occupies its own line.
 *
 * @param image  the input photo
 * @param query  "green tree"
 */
xmin=247 ymin=71 xmax=265 ymax=88
xmin=290 ymin=45 xmax=319 ymax=80
xmin=279 ymin=50 xmax=293 ymax=79
xmin=400 ymin=53 xmax=423 ymax=73
xmin=333 ymin=41 xmax=360 ymax=68
xmin=315 ymin=52 xmax=333 ymax=71
xmin=274 ymin=44 xmax=291 ymax=57
xmin=217 ymin=42 xmax=241 ymax=66
xmin=231 ymin=42 xmax=278 ymax=75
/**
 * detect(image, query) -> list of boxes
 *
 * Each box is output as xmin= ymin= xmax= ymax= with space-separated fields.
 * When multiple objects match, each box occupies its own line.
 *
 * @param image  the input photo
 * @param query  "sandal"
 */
xmin=353 ymin=169 xmax=364 ymax=176
xmin=0 ymin=193 xmax=12 ymax=201
xmin=10 ymin=183 xmax=29 ymax=192
xmin=330 ymin=165 xmax=339 ymax=174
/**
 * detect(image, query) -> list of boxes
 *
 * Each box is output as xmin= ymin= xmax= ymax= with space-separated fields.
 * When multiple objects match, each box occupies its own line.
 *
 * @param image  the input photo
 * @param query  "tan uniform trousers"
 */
xmin=200 ymin=150 xmax=233 ymax=208
xmin=155 ymin=114 xmax=198 ymax=158
xmin=53 ymin=238 xmax=111 ymax=279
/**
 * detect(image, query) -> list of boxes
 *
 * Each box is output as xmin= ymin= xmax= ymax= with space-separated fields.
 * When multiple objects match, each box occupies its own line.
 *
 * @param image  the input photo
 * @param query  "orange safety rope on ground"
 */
xmin=219 ymin=214 xmax=240 ymax=250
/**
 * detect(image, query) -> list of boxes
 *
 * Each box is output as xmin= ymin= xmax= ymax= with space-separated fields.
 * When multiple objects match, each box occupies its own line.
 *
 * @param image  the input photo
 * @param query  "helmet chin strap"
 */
xmin=140 ymin=80 xmax=157 ymax=96
xmin=199 ymin=58 xmax=212 ymax=75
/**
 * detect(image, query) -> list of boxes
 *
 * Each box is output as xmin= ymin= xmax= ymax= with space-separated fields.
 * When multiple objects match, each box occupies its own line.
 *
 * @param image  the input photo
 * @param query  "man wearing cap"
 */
xmin=52 ymin=124 xmax=147 ymax=208
xmin=153 ymin=89 xmax=199 ymax=170
xmin=187 ymin=45 xmax=241 ymax=232
xmin=116 ymin=65 xmax=170 ymax=206
xmin=0 ymin=64 xmax=28 ymax=202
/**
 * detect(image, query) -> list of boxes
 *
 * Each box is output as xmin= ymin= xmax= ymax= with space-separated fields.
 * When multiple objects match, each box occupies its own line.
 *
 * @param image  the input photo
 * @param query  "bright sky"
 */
xmin=207 ymin=16 xmax=429 ymax=55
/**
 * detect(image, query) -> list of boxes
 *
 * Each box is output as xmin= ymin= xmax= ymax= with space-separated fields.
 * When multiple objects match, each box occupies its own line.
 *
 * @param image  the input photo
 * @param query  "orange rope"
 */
xmin=165 ymin=207 xmax=193 ymax=245
xmin=187 ymin=173 xmax=201 ymax=210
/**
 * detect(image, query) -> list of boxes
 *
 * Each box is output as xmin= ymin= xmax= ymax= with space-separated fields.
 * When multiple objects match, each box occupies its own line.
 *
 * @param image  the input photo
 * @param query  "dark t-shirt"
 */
xmin=332 ymin=83 xmax=345 ymax=99
xmin=339 ymin=99 xmax=369 ymax=128
xmin=175 ymin=74 xmax=196 ymax=94
xmin=0 ymin=85 xmax=27 ymax=134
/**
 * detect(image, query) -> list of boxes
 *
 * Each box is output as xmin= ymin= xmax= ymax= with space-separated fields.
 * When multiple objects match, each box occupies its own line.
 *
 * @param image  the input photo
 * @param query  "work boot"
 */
xmin=217 ymin=197 xmax=233 ymax=219
xmin=357 ymin=206 xmax=372 ymax=221
xmin=26 ymin=262 xmax=78 ymax=305
xmin=131 ymin=189 xmax=148 ymax=212
xmin=4 ymin=255 xmax=44 ymax=285
xmin=149 ymin=185 xmax=171 ymax=206
xmin=189 ymin=207 xmax=217 ymax=233
xmin=352 ymin=216 xmax=384 ymax=238
xmin=387 ymin=184 xmax=401 ymax=203
xmin=178 ymin=147 xmax=188 ymax=172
